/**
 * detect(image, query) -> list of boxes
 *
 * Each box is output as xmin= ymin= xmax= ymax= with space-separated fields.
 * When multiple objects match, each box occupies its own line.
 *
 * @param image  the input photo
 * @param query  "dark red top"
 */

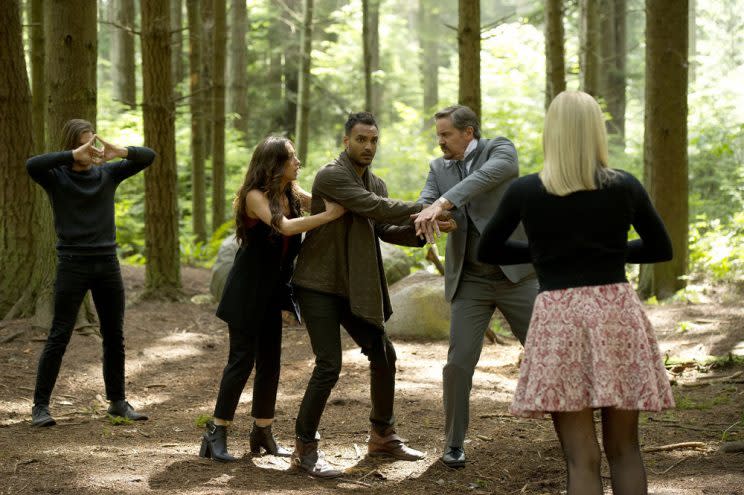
xmin=245 ymin=216 xmax=291 ymax=259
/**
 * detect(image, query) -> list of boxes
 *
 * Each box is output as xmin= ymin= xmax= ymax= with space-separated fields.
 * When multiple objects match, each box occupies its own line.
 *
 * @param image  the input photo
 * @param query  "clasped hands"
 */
xmin=411 ymin=201 xmax=457 ymax=244
xmin=72 ymin=134 xmax=128 ymax=166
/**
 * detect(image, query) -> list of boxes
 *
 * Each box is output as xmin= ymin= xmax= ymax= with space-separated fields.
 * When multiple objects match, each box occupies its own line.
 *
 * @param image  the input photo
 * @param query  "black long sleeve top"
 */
xmin=26 ymin=147 xmax=156 ymax=255
xmin=477 ymin=170 xmax=673 ymax=292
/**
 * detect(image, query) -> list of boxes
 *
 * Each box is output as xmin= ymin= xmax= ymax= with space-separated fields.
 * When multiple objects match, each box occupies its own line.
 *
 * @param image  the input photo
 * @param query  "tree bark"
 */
xmin=228 ymin=0 xmax=249 ymax=138
xmin=45 ymin=0 xmax=97 ymax=149
xmin=211 ymin=0 xmax=227 ymax=231
xmin=579 ymin=0 xmax=600 ymax=96
xmin=202 ymin=0 xmax=214 ymax=158
xmin=362 ymin=0 xmax=381 ymax=117
xmin=171 ymin=0 xmax=185 ymax=93
xmin=418 ymin=0 xmax=440 ymax=122
xmin=283 ymin=0 xmax=299 ymax=137
xmin=187 ymin=0 xmax=207 ymax=243
xmin=544 ymin=0 xmax=566 ymax=110
xmin=642 ymin=0 xmax=688 ymax=299
xmin=30 ymin=0 xmax=45 ymax=153
xmin=0 ymin=0 xmax=56 ymax=321
xmin=295 ymin=0 xmax=314 ymax=166
xmin=141 ymin=1 xmax=182 ymax=299
xmin=112 ymin=0 xmax=136 ymax=108
xmin=458 ymin=0 xmax=481 ymax=118
xmin=600 ymin=0 xmax=626 ymax=142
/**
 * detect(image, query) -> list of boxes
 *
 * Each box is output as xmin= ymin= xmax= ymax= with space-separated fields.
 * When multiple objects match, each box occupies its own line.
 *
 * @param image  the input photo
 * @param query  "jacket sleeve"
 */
xmin=625 ymin=174 xmax=673 ymax=263
xmin=26 ymin=151 xmax=74 ymax=189
xmin=103 ymin=146 xmax=157 ymax=183
xmin=442 ymin=138 xmax=518 ymax=209
xmin=417 ymin=163 xmax=441 ymax=205
xmin=477 ymin=180 xmax=531 ymax=265
xmin=314 ymin=166 xmax=422 ymax=225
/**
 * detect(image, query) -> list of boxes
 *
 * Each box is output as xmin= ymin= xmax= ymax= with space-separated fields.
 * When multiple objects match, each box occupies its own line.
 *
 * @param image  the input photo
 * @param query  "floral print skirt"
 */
xmin=510 ymin=282 xmax=675 ymax=418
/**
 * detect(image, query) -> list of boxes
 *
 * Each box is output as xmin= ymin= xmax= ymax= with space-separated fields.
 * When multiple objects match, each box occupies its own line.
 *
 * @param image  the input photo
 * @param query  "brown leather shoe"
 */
xmin=291 ymin=438 xmax=342 ymax=478
xmin=368 ymin=426 xmax=425 ymax=461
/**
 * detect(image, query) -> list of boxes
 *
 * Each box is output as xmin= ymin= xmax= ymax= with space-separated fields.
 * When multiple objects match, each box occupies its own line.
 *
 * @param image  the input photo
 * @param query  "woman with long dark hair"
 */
xmin=27 ymin=119 xmax=155 ymax=426
xmin=478 ymin=91 xmax=674 ymax=494
xmin=199 ymin=136 xmax=345 ymax=462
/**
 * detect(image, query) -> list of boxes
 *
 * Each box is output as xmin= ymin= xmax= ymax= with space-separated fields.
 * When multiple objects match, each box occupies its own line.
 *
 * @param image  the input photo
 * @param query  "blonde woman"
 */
xmin=478 ymin=91 xmax=674 ymax=495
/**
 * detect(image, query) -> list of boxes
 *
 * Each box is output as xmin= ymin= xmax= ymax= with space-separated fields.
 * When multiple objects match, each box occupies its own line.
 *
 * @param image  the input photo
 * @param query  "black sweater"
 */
xmin=477 ymin=170 xmax=673 ymax=292
xmin=26 ymin=147 xmax=156 ymax=255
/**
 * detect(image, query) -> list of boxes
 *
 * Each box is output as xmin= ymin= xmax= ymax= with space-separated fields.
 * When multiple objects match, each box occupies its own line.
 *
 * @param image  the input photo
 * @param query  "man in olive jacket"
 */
xmin=291 ymin=112 xmax=442 ymax=477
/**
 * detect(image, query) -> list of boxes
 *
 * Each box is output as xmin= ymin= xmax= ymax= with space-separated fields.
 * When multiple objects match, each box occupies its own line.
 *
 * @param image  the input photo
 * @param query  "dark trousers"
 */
xmin=213 ymin=304 xmax=283 ymax=421
xmin=294 ymin=287 xmax=397 ymax=443
xmin=34 ymin=255 xmax=126 ymax=406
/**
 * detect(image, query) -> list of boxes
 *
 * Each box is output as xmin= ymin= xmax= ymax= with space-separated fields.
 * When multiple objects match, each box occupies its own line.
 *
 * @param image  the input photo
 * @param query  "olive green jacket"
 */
xmin=292 ymin=151 xmax=424 ymax=330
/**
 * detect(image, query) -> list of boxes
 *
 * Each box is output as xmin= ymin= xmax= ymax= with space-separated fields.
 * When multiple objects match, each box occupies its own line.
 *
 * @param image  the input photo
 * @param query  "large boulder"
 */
xmin=386 ymin=270 xmax=449 ymax=339
xmin=380 ymin=241 xmax=416 ymax=285
xmin=210 ymin=235 xmax=239 ymax=300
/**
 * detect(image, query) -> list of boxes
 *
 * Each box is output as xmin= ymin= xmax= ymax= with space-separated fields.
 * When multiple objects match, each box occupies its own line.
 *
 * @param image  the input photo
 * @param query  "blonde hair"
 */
xmin=539 ymin=91 xmax=613 ymax=196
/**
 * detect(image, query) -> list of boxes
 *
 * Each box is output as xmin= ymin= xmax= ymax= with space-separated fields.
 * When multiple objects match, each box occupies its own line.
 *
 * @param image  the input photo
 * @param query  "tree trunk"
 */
xmin=0 ymin=0 xmax=56 ymax=321
xmin=295 ymin=0 xmax=314 ymax=166
xmin=600 ymin=0 xmax=626 ymax=142
xmin=579 ymin=0 xmax=600 ymax=96
xmin=458 ymin=0 xmax=480 ymax=118
xmin=642 ymin=0 xmax=688 ymax=299
xmin=141 ymin=1 xmax=182 ymax=299
xmin=418 ymin=0 xmax=440 ymax=123
xmin=362 ymin=0 xmax=381 ymax=117
xmin=45 ymin=0 xmax=97 ymax=149
xmin=688 ymin=0 xmax=696 ymax=84
xmin=30 ymin=0 xmax=45 ymax=153
xmin=544 ymin=0 xmax=566 ymax=110
xmin=228 ymin=0 xmax=249 ymax=138
xmin=171 ymin=0 xmax=185 ymax=94
xmin=283 ymin=0 xmax=299 ymax=137
xmin=202 ymin=0 xmax=214 ymax=158
xmin=187 ymin=0 xmax=207 ymax=243
xmin=211 ymin=0 xmax=226 ymax=231
xmin=112 ymin=0 xmax=136 ymax=108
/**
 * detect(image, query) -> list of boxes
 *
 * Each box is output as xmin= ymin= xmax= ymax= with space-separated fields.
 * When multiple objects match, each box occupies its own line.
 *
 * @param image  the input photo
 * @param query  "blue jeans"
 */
xmin=33 ymin=254 xmax=126 ymax=406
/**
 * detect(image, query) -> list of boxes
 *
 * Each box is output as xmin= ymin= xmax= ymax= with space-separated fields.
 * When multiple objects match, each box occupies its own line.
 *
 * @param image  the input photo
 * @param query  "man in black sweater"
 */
xmin=26 ymin=119 xmax=156 ymax=427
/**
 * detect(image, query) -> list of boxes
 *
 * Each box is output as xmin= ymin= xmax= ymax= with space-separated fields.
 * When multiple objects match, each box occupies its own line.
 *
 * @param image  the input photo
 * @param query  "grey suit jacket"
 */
xmin=418 ymin=137 xmax=534 ymax=302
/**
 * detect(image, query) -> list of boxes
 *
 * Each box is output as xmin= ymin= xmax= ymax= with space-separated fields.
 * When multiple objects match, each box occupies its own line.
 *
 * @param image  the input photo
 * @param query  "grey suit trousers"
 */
xmin=443 ymin=270 xmax=538 ymax=448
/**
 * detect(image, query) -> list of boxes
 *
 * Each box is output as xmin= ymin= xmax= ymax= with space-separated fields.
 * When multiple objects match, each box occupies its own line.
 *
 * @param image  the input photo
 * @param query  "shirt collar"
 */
xmin=445 ymin=138 xmax=478 ymax=166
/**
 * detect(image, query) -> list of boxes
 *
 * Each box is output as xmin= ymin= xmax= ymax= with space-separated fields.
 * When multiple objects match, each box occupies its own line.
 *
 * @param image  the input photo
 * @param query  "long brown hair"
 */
xmin=60 ymin=119 xmax=94 ymax=150
xmin=233 ymin=136 xmax=301 ymax=243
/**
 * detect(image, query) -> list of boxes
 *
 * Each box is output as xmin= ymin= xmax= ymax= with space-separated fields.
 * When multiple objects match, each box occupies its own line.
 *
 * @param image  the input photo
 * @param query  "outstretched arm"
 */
xmin=246 ymin=189 xmax=346 ymax=236
xmin=477 ymin=182 xmax=531 ymax=265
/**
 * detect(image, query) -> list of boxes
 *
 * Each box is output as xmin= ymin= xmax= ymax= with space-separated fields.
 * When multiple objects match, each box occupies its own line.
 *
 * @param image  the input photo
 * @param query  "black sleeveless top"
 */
xmin=215 ymin=219 xmax=302 ymax=330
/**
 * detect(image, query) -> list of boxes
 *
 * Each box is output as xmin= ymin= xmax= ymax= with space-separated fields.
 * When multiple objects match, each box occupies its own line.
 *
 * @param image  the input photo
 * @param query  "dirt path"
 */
xmin=1 ymin=266 xmax=742 ymax=495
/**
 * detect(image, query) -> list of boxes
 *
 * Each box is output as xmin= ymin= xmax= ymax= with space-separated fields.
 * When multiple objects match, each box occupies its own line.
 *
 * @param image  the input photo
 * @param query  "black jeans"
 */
xmin=294 ymin=287 xmax=397 ymax=443
xmin=34 ymin=254 xmax=126 ymax=406
xmin=213 ymin=303 xmax=283 ymax=421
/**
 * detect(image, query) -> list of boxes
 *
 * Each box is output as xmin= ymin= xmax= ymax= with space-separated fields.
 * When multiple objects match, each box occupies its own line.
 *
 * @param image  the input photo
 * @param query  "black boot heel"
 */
xmin=199 ymin=420 xmax=237 ymax=462
xmin=249 ymin=423 xmax=291 ymax=457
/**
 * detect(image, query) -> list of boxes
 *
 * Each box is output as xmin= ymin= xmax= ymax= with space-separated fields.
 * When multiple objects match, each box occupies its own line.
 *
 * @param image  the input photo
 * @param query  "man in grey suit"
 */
xmin=413 ymin=105 xmax=538 ymax=468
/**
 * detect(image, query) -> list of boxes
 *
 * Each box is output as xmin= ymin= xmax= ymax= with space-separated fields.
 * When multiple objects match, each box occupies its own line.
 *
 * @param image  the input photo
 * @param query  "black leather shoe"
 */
xmin=199 ymin=420 xmax=238 ymax=462
xmin=250 ymin=423 xmax=291 ymax=457
xmin=291 ymin=438 xmax=342 ymax=478
xmin=441 ymin=446 xmax=466 ymax=468
xmin=31 ymin=404 xmax=56 ymax=427
xmin=107 ymin=400 xmax=148 ymax=421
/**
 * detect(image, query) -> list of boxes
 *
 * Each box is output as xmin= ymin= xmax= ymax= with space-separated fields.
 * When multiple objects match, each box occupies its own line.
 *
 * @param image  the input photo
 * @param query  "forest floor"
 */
xmin=1 ymin=265 xmax=743 ymax=495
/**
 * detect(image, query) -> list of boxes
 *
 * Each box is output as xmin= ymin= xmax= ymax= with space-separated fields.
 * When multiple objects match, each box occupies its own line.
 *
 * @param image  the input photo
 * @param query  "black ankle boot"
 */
xmin=199 ymin=420 xmax=237 ymax=462
xmin=249 ymin=422 xmax=291 ymax=457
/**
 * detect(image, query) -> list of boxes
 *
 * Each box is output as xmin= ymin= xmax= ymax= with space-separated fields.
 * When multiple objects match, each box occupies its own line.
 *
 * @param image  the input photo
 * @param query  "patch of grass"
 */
xmin=195 ymin=413 xmax=211 ymax=428
xmin=674 ymin=392 xmax=731 ymax=410
xmin=107 ymin=414 xmax=134 ymax=426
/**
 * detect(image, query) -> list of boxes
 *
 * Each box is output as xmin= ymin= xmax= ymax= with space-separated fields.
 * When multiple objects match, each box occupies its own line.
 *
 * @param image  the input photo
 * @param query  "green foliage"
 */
xmin=689 ymin=213 xmax=744 ymax=287
xmin=107 ymin=414 xmax=134 ymax=426
xmin=195 ymin=414 xmax=211 ymax=429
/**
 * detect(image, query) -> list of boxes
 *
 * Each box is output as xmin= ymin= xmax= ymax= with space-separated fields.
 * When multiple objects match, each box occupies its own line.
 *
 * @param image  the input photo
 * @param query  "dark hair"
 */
xmin=344 ymin=112 xmax=378 ymax=136
xmin=60 ymin=119 xmax=95 ymax=150
xmin=434 ymin=105 xmax=481 ymax=140
xmin=233 ymin=136 xmax=301 ymax=243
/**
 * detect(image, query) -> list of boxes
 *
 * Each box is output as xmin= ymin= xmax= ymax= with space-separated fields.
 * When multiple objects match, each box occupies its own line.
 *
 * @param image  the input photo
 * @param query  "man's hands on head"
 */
xmin=72 ymin=135 xmax=127 ymax=166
